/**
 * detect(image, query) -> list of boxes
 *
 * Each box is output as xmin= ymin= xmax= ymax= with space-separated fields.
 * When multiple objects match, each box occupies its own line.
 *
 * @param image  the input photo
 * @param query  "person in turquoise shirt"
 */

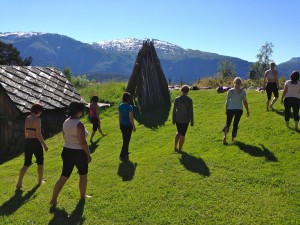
xmin=118 ymin=92 xmax=136 ymax=160
xmin=223 ymin=77 xmax=249 ymax=144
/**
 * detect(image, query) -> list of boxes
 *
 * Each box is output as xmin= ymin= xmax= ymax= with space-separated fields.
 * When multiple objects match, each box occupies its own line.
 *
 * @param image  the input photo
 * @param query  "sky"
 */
xmin=1 ymin=0 xmax=299 ymax=64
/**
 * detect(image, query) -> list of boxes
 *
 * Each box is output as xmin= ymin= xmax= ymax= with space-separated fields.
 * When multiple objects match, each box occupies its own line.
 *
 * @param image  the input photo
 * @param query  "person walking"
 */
xmin=50 ymin=102 xmax=91 ymax=206
xmin=172 ymin=85 xmax=194 ymax=153
xmin=16 ymin=103 xmax=48 ymax=189
xmin=118 ymin=92 xmax=136 ymax=160
xmin=281 ymin=71 xmax=300 ymax=130
xmin=89 ymin=95 xmax=107 ymax=143
xmin=223 ymin=77 xmax=249 ymax=144
xmin=264 ymin=62 xmax=279 ymax=111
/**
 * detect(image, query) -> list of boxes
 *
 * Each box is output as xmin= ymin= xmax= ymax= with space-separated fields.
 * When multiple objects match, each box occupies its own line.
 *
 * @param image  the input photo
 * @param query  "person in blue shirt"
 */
xmin=118 ymin=92 xmax=136 ymax=160
xmin=223 ymin=77 xmax=249 ymax=144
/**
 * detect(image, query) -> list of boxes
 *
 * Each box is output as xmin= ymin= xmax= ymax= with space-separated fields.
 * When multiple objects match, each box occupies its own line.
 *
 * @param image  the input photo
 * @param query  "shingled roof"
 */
xmin=0 ymin=66 xmax=85 ymax=113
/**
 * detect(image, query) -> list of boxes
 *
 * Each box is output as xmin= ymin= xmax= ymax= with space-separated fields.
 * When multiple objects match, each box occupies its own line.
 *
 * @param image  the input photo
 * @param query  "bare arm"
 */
xmin=190 ymin=100 xmax=194 ymax=127
xmin=275 ymin=71 xmax=279 ymax=88
xmin=129 ymin=111 xmax=136 ymax=132
xmin=263 ymin=71 xmax=268 ymax=89
xmin=243 ymin=100 xmax=249 ymax=117
xmin=35 ymin=118 xmax=48 ymax=151
xmin=281 ymin=84 xmax=288 ymax=104
xmin=77 ymin=122 xmax=91 ymax=163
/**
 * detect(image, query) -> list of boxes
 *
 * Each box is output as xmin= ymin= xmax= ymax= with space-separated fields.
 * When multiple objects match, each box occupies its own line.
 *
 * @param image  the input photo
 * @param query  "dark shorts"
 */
xmin=90 ymin=117 xmax=100 ymax=131
xmin=176 ymin=123 xmax=189 ymax=136
xmin=266 ymin=82 xmax=279 ymax=100
xmin=24 ymin=138 xmax=44 ymax=166
xmin=61 ymin=147 xmax=88 ymax=177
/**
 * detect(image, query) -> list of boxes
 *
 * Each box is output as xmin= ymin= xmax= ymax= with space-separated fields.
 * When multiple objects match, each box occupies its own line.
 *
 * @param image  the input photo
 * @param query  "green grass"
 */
xmin=1 ymin=83 xmax=300 ymax=224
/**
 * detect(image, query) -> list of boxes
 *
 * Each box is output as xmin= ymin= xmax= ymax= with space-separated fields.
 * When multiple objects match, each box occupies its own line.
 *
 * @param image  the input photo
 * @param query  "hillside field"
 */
xmin=0 ymin=83 xmax=299 ymax=225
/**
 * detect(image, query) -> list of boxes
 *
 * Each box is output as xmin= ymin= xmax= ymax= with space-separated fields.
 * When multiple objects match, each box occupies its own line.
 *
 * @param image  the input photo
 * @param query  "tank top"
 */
xmin=89 ymin=103 xmax=97 ymax=118
xmin=63 ymin=118 xmax=88 ymax=149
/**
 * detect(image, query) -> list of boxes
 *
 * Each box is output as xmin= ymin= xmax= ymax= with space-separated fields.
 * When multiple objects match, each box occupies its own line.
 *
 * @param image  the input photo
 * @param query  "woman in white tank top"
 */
xmin=281 ymin=71 xmax=300 ymax=130
xmin=50 ymin=102 xmax=91 ymax=206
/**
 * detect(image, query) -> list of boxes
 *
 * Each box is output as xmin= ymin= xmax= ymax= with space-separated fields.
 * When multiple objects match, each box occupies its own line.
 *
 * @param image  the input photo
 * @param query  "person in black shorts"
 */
xmin=172 ymin=85 xmax=194 ymax=153
xmin=89 ymin=95 xmax=107 ymax=142
xmin=50 ymin=102 xmax=91 ymax=206
xmin=264 ymin=62 xmax=279 ymax=111
xmin=16 ymin=103 xmax=48 ymax=189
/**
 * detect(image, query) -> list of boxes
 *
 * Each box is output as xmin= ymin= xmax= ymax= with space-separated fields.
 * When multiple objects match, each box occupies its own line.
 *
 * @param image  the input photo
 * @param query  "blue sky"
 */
xmin=1 ymin=0 xmax=299 ymax=64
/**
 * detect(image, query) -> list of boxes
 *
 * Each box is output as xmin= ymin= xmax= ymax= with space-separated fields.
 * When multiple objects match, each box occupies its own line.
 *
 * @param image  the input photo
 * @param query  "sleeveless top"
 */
xmin=89 ymin=103 xmax=97 ymax=118
xmin=285 ymin=80 xmax=300 ymax=99
xmin=63 ymin=118 xmax=88 ymax=149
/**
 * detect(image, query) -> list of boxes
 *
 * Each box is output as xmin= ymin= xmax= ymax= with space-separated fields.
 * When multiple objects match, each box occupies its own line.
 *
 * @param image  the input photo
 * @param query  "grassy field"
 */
xmin=1 ymin=82 xmax=300 ymax=225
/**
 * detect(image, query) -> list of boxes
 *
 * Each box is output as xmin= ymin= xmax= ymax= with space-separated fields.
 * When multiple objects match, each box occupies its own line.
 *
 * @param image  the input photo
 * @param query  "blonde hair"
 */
xmin=233 ymin=77 xmax=242 ymax=85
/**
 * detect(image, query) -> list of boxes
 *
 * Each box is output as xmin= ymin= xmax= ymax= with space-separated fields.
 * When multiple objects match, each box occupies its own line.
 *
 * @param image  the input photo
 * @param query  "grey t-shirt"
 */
xmin=172 ymin=95 xmax=194 ymax=125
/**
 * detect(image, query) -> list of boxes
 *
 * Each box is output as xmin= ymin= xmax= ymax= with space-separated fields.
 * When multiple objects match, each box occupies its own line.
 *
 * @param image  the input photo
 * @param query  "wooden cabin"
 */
xmin=0 ymin=66 xmax=85 ymax=153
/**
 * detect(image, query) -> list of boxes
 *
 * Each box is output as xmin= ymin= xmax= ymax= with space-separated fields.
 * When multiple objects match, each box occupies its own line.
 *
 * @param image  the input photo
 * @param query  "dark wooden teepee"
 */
xmin=126 ymin=40 xmax=170 ymax=109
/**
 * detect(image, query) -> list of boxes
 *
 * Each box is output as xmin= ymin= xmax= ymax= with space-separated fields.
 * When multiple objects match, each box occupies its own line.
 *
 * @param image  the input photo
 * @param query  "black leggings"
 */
xmin=284 ymin=97 xmax=300 ymax=121
xmin=224 ymin=109 xmax=243 ymax=137
xmin=120 ymin=125 xmax=133 ymax=157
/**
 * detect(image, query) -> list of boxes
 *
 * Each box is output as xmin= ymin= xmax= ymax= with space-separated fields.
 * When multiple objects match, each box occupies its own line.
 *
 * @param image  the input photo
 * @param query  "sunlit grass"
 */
xmin=0 ymin=84 xmax=299 ymax=224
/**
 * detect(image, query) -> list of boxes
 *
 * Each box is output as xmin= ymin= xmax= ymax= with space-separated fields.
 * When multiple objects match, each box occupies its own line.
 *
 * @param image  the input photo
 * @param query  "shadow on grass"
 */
xmin=0 ymin=185 xmax=39 ymax=216
xmin=118 ymin=159 xmax=137 ymax=181
xmin=0 ymin=151 xmax=23 ymax=165
xmin=235 ymin=141 xmax=278 ymax=162
xmin=89 ymin=138 xmax=101 ymax=154
xmin=49 ymin=199 xmax=85 ymax=225
xmin=179 ymin=151 xmax=210 ymax=176
xmin=133 ymin=103 xmax=171 ymax=129
xmin=273 ymin=109 xmax=285 ymax=117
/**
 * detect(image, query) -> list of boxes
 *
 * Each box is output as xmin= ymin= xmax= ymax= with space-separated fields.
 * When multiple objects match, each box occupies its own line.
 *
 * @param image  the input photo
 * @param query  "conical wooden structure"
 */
xmin=126 ymin=40 xmax=170 ymax=109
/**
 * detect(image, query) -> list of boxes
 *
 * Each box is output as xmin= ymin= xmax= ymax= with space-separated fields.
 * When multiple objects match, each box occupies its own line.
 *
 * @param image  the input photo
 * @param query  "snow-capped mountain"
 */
xmin=0 ymin=32 xmax=260 ymax=82
xmin=93 ymin=38 xmax=187 ymax=55
xmin=0 ymin=32 xmax=46 ymax=41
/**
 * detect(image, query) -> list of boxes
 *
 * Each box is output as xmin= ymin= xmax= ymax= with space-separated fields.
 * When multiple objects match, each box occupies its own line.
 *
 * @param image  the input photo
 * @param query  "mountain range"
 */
xmin=0 ymin=32 xmax=299 ymax=83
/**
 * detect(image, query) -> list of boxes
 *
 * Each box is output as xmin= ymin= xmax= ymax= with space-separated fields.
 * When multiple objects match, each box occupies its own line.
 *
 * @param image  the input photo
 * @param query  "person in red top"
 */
xmin=89 ymin=95 xmax=107 ymax=142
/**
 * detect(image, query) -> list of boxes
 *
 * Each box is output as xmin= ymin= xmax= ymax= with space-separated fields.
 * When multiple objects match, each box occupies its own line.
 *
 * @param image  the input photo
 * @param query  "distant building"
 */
xmin=0 ymin=66 xmax=85 ymax=153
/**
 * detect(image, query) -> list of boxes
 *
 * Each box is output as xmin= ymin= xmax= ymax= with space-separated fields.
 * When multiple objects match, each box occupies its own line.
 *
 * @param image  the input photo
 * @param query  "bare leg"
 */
xmin=269 ymin=98 xmax=277 ymax=110
xmin=178 ymin=135 xmax=185 ymax=152
xmin=98 ymin=127 xmax=107 ymax=137
xmin=37 ymin=165 xmax=44 ymax=185
xmin=90 ymin=131 xmax=96 ymax=142
xmin=50 ymin=176 xmax=68 ymax=205
xmin=223 ymin=127 xmax=228 ymax=144
xmin=79 ymin=175 xmax=88 ymax=199
xmin=285 ymin=121 xmax=289 ymax=128
xmin=174 ymin=132 xmax=180 ymax=151
xmin=16 ymin=166 xmax=28 ymax=189
xmin=295 ymin=121 xmax=298 ymax=130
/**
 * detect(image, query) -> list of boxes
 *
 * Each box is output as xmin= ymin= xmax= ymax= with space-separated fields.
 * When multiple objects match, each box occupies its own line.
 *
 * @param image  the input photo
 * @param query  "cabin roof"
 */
xmin=0 ymin=66 xmax=85 ymax=113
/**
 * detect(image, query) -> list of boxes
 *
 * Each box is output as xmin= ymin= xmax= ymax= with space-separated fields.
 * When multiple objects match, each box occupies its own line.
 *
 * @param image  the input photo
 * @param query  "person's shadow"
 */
xmin=273 ymin=109 xmax=286 ymax=117
xmin=48 ymin=199 xmax=85 ymax=225
xmin=117 ymin=159 xmax=137 ymax=181
xmin=89 ymin=138 xmax=100 ymax=154
xmin=0 ymin=185 xmax=39 ymax=216
xmin=179 ymin=151 xmax=210 ymax=176
xmin=235 ymin=141 xmax=278 ymax=162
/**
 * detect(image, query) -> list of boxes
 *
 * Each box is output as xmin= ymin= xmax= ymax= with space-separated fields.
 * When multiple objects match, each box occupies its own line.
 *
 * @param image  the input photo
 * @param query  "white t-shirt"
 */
xmin=63 ymin=118 xmax=88 ymax=149
xmin=285 ymin=80 xmax=300 ymax=99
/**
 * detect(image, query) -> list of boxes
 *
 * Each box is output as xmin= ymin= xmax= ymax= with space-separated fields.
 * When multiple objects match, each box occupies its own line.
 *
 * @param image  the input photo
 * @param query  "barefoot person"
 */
xmin=89 ymin=95 xmax=107 ymax=142
xmin=281 ymin=71 xmax=300 ymax=130
xmin=50 ymin=102 xmax=91 ymax=205
xmin=172 ymin=85 xmax=194 ymax=152
xmin=223 ymin=77 xmax=249 ymax=144
xmin=264 ymin=62 xmax=279 ymax=111
xmin=16 ymin=103 xmax=48 ymax=189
